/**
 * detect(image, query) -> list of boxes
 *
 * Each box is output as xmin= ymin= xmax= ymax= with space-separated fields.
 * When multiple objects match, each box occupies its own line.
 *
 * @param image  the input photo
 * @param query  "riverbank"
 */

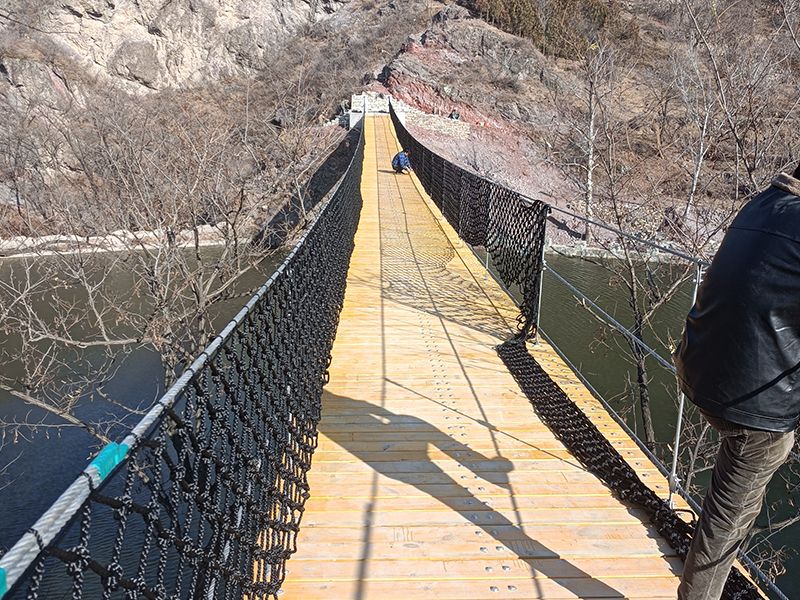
xmin=546 ymin=240 xmax=707 ymax=266
xmin=0 ymin=226 xmax=229 ymax=259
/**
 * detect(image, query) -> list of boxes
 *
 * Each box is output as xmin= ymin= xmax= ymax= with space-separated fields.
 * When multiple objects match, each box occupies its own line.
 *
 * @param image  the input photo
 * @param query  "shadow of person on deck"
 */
xmin=319 ymin=392 xmax=639 ymax=599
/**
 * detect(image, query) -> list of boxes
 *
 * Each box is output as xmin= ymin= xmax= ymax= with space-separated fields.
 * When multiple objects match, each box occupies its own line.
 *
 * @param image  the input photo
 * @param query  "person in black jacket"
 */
xmin=674 ymin=165 xmax=800 ymax=600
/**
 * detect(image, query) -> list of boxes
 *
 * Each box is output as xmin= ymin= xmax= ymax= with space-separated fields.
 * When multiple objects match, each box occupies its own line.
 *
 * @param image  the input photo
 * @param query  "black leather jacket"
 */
xmin=674 ymin=173 xmax=800 ymax=432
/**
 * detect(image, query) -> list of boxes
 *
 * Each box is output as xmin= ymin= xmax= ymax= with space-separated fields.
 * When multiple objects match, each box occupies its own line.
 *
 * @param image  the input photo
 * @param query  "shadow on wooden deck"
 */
xmin=319 ymin=392 xmax=636 ymax=599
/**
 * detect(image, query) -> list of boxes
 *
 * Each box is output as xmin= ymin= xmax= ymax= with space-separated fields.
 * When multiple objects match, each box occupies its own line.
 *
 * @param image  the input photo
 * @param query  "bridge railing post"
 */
xmin=533 ymin=260 xmax=545 ymax=345
xmin=533 ymin=207 xmax=550 ymax=345
xmin=668 ymin=262 xmax=704 ymax=507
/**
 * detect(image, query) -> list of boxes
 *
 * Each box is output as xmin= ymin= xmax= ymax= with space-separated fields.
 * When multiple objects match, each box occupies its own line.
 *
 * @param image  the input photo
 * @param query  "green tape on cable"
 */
xmin=89 ymin=442 xmax=129 ymax=481
xmin=0 ymin=566 xmax=8 ymax=598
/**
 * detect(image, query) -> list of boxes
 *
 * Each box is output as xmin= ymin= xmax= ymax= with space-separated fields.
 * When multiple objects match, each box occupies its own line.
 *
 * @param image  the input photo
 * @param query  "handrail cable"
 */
xmin=464 ymin=243 xmax=682 ymax=483
xmin=463 ymin=164 xmax=712 ymax=267
xmin=543 ymin=203 xmax=712 ymax=267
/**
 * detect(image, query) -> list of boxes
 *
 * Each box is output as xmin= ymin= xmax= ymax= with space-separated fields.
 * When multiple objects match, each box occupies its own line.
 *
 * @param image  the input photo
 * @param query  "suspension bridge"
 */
xmin=0 ymin=104 xmax=777 ymax=599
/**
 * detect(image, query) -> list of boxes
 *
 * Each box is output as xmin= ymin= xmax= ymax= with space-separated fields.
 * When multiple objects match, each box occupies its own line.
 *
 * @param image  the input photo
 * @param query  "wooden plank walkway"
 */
xmin=280 ymin=115 xmax=684 ymax=598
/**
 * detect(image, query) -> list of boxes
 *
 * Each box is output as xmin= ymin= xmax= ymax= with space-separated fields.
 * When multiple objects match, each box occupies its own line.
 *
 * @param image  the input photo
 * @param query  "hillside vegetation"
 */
xmin=463 ymin=0 xmax=634 ymax=57
xmin=380 ymin=1 xmax=800 ymax=256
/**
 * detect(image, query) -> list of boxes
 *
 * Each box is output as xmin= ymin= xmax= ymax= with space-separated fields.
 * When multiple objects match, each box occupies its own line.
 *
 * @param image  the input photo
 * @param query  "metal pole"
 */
xmin=533 ymin=209 xmax=551 ymax=345
xmin=668 ymin=263 xmax=704 ymax=507
xmin=534 ymin=259 xmax=546 ymax=345
xmin=668 ymin=390 xmax=686 ymax=508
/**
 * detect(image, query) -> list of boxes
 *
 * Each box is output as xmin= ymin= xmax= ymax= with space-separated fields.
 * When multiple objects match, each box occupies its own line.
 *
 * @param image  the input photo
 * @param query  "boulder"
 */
xmin=431 ymin=5 xmax=471 ymax=24
xmin=110 ymin=40 xmax=161 ymax=89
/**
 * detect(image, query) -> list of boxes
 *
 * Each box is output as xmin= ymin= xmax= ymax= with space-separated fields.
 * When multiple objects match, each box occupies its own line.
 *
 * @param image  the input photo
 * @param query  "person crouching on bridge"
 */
xmin=674 ymin=163 xmax=800 ymax=600
xmin=392 ymin=150 xmax=412 ymax=174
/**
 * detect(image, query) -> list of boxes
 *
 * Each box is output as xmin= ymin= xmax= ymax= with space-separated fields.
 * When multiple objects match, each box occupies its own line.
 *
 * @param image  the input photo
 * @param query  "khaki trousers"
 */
xmin=678 ymin=415 xmax=794 ymax=600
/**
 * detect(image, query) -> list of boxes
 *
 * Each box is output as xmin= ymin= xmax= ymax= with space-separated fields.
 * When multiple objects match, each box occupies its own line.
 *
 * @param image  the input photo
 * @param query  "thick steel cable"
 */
xmin=545 ymin=204 xmax=711 ymax=267
xmin=544 ymin=263 xmax=676 ymax=373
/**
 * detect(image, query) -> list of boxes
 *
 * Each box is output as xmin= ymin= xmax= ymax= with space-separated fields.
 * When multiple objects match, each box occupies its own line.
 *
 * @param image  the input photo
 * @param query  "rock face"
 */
xmin=378 ymin=6 xmax=550 ymax=127
xmin=0 ymin=0 xmax=347 ymax=106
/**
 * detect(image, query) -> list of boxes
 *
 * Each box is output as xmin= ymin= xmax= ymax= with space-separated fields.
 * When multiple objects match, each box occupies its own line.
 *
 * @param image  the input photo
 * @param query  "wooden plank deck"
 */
xmin=279 ymin=115 xmax=685 ymax=598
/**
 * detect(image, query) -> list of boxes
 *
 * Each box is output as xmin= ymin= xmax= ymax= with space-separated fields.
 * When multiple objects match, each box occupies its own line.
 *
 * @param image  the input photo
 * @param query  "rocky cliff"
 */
xmin=0 ymin=0 xmax=347 ymax=108
xmin=379 ymin=5 xmax=549 ymax=125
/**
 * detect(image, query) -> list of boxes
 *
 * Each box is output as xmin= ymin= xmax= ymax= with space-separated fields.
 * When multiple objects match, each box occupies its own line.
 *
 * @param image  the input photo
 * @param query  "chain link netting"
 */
xmin=389 ymin=103 xmax=549 ymax=338
xmin=496 ymin=341 xmax=760 ymax=600
xmin=2 ymin=125 xmax=365 ymax=600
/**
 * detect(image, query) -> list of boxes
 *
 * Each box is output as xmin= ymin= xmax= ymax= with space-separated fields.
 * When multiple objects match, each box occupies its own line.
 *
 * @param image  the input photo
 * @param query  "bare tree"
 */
xmin=0 ymin=78 xmax=346 ymax=452
xmin=575 ymin=40 xmax=614 ymax=244
xmin=671 ymin=45 xmax=721 ymax=221
xmin=683 ymin=0 xmax=800 ymax=198
xmin=545 ymin=37 xmax=620 ymax=244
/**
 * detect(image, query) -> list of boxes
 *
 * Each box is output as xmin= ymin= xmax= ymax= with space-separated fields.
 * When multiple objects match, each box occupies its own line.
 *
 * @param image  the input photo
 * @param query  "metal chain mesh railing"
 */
xmin=0 ymin=124 xmax=365 ymax=600
xmin=389 ymin=102 xmax=550 ymax=339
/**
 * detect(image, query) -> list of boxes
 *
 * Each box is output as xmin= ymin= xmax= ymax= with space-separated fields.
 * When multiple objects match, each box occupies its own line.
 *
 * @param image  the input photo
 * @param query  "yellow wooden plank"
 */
xmin=303 ymin=482 xmax=623 ymax=499
xmin=285 ymin=557 xmax=683 ymax=581
xmin=311 ymin=448 xmax=642 ymax=461
xmin=290 ymin=523 xmax=676 ymax=556
xmin=302 ymin=494 xmax=634 ymax=513
xmin=279 ymin=577 xmax=678 ymax=599
xmin=306 ymin=467 xmax=673 ymax=490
